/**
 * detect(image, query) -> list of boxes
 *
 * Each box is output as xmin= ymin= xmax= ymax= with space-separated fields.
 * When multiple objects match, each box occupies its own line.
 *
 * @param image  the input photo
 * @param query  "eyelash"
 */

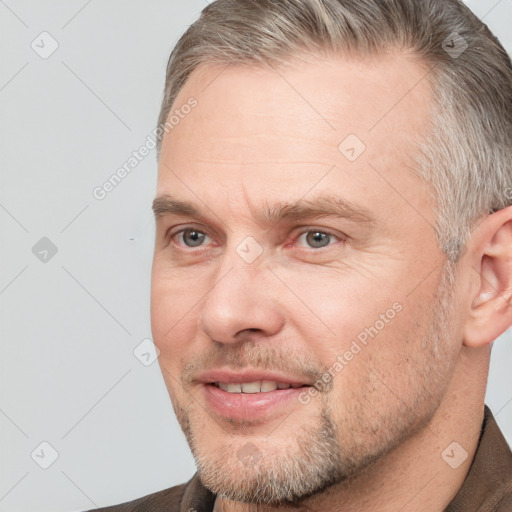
xmin=168 ymin=226 xmax=344 ymax=251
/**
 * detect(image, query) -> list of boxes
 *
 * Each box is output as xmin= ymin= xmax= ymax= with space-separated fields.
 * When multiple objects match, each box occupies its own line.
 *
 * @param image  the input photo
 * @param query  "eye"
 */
xmin=173 ymin=228 xmax=210 ymax=248
xmin=296 ymin=230 xmax=341 ymax=249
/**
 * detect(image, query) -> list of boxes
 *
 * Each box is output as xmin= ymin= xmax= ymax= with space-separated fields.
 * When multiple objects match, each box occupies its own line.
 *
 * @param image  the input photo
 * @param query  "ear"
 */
xmin=464 ymin=206 xmax=512 ymax=348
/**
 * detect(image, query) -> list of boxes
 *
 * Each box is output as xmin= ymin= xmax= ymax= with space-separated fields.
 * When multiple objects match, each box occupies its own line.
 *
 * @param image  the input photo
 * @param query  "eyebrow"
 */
xmin=152 ymin=193 xmax=376 ymax=226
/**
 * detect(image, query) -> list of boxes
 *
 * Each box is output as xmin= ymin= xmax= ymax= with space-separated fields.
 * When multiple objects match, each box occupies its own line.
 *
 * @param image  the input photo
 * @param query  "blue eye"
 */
xmin=177 ymin=229 xmax=208 ymax=247
xmin=297 ymin=230 xmax=338 ymax=249
xmin=170 ymin=227 xmax=341 ymax=252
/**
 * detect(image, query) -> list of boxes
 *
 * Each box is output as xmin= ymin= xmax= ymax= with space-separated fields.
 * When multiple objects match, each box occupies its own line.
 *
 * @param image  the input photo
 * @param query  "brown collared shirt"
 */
xmin=91 ymin=406 xmax=512 ymax=511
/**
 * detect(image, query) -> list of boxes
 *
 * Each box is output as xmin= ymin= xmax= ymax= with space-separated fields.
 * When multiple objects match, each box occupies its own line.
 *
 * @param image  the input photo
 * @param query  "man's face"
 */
xmin=151 ymin=52 xmax=463 ymax=505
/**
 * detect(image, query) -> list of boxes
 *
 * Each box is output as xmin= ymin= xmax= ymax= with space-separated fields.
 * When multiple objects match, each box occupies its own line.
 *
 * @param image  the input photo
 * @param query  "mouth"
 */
xmin=203 ymin=380 xmax=312 ymax=422
xmin=209 ymin=380 xmax=307 ymax=393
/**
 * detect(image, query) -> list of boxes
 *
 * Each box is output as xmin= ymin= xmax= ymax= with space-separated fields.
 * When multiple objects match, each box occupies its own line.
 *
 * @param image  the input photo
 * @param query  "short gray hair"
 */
xmin=156 ymin=0 xmax=512 ymax=261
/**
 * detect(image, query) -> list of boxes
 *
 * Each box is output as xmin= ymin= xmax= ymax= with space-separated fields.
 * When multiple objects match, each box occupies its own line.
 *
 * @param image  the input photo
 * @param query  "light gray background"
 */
xmin=1 ymin=1 xmax=511 ymax=511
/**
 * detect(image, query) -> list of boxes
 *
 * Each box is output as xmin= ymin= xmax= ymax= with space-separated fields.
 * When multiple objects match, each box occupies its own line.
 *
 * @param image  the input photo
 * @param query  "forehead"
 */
xmin=157 ymin=51 xmax=433 ymax=219
xmin=163 ymin=51 xmax=431 ymax=143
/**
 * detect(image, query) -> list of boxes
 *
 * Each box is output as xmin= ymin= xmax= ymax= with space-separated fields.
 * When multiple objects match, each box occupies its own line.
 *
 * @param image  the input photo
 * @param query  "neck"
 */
xmin=216 ymin=348 xmax=487 ymax=512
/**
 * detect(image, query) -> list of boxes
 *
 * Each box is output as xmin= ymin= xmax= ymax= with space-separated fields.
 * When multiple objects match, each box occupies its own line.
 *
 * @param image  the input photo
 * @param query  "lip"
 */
xmin=203 ymin=382 xmax=310 ymax=422
xmin=196 ymin=368 xmax=314 ymax=422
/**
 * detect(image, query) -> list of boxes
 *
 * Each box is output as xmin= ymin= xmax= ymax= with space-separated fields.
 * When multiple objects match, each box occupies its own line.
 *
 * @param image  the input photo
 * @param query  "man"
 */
xmin=92 ymin=0 xmax=512 ymax=510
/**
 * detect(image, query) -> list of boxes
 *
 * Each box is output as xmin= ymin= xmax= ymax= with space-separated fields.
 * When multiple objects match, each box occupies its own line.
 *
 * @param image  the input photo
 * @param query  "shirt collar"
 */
xmin=446 ymin=405 xmax=512 ymax=510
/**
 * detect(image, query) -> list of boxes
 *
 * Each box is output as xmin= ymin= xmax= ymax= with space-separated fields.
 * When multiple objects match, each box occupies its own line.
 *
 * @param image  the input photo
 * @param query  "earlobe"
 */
xmin=463 ymin=207 xmax=512 ymax=348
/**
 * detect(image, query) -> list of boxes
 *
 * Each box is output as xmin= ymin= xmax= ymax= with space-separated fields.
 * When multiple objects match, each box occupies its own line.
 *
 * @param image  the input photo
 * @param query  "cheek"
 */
xmin=277 ymin=265 xmax=407 ymax=360
xmin=151 ymin=257 xmax=208 ymax=327
xmin=150 ymin=264 xmax=209 ymax=367
xmin=332 ymin=283 xmax=449 ymax=398
xmin=321 ymin=306 xmax=437 ymax=432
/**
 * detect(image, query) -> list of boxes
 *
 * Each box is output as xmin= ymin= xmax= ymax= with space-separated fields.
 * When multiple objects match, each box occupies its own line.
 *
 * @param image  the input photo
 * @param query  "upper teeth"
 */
xmin=216 ymin=381 xmax=300 ymax=393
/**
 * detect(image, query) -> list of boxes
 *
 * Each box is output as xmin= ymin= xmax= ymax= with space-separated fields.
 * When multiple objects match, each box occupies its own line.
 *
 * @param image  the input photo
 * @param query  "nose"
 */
xmin=198 ymin=251 xmax=285 ymax=344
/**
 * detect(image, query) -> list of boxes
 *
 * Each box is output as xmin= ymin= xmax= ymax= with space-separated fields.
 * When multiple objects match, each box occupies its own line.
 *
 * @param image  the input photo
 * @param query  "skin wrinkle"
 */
xmin=153 ymin=193 xmax=377 ymax=227
xmin=186 ymin=267 xmax=453 ymax=506
xmin=151 ymin=52 xmax=499 ymax=512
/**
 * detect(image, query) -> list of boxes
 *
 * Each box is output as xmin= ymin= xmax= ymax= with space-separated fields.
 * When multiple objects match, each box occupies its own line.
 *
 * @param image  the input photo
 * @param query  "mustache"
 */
xmin=181 ymin=338 xmax=328 ymax=386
